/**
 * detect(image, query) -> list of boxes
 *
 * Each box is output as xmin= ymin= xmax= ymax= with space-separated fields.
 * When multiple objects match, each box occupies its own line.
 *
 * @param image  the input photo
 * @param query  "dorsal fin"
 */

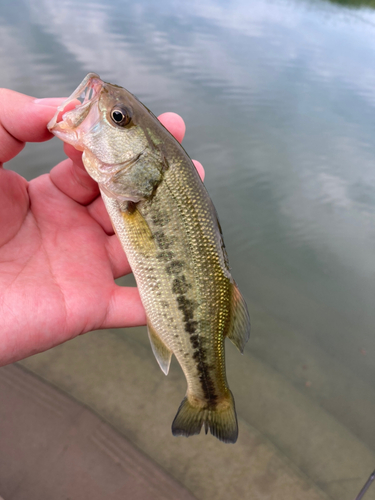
xmin=147 ymin=321 xmax=172 ymax=375
xmin=226 ymin=283 xmax=250 ymax=353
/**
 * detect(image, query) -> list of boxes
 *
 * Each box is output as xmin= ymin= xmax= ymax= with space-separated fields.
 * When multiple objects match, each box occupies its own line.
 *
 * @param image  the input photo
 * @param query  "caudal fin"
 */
xmin=171 ymin=392 xmax=238 ymax=444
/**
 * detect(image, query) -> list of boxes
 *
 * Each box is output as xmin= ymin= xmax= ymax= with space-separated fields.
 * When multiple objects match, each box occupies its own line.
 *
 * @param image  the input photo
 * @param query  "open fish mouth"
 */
xmin=47 ymin=72 xmax=104 ymax=148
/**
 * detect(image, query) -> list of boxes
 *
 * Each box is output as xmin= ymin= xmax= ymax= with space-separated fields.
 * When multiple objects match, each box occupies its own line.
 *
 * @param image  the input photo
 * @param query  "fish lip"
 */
xmin=47 ymin=73 xmax=104 ymax=143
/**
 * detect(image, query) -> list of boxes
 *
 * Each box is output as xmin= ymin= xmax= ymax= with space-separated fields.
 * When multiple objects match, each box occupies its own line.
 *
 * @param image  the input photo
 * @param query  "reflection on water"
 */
xmin=2 ymin=0 xmax=375 ymax=498
xmin=329 ymin=0 xmax=375 ymax=7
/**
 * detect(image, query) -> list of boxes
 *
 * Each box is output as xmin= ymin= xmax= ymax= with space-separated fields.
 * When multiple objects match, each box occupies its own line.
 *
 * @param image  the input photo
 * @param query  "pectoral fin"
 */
xmin=121 ymin=204 xmax=155 ymax=254
xmin=147 ymin=322 xmax=172 ymax=375
xmin=226 ymin=283 xmax=250 ymax=353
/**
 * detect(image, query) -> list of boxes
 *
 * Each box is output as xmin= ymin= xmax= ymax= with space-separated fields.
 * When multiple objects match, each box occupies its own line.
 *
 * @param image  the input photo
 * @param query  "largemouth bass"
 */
xmin=48 ymin=73 xmax=250 ymax=443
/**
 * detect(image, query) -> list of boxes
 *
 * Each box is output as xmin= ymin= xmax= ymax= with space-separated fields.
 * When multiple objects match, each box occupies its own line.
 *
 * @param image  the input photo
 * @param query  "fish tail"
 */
xmin=171 ymin=391 xmax=238 ymax=444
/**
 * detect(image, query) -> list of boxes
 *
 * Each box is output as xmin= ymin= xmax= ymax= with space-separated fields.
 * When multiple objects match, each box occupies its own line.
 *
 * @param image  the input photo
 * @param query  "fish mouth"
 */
xmin=47 ymin=73 xmax=104 ymax=149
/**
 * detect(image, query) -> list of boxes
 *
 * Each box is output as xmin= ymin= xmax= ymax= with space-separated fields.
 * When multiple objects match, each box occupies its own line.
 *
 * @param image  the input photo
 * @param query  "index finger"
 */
xmin=0 ymin=90 xmax=66 ymax=164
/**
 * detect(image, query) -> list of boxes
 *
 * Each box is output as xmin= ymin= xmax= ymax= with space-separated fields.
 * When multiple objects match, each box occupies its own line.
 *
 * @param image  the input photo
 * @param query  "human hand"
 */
xmin=0 ymin=89 xmax=204 ymax=366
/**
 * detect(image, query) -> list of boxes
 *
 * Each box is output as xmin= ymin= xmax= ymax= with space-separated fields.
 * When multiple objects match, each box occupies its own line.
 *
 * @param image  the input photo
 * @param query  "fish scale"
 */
xmin=48 ymin=73 xmax=250 ymax=443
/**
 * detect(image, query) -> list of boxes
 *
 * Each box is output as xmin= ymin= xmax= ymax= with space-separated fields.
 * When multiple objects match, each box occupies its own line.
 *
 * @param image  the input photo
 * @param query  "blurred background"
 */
xmin=1 ymin=0 xmax=375 ymax=498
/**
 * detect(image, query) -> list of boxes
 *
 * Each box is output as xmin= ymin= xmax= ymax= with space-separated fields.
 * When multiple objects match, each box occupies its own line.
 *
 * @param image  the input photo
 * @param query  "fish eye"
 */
xmin=110 ymin=106 xmax=132 ymax=126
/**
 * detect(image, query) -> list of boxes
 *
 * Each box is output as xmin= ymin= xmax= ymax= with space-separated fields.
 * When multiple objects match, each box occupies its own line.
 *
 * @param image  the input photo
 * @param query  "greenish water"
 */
xmin=2 ymin=0 xmax=375 ymax=498
xmin=329 ymin=0 xmax=375 ymax=7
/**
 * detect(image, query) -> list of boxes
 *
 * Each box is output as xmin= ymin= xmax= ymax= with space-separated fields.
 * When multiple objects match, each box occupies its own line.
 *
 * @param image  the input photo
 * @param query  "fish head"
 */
xmin=48 ymin=73 xmax=154 ymax=187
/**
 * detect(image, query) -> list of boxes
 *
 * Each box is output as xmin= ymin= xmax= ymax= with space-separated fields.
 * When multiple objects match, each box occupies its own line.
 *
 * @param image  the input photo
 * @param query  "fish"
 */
xmin=48 ymin=73 xmax=250 ymax=443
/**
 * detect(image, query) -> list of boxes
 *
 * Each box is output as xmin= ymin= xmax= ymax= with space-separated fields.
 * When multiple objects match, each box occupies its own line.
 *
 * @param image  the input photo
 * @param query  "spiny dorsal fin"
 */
xmin=147 ymin=321 xmax=172 ymax=375
xmin=226 ymin=283 xmax=250 ymax=353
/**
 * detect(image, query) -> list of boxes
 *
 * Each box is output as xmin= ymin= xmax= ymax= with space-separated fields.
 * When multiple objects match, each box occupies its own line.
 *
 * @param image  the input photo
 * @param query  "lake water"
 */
xmin=2 ymin=0 xmax=375 ymax=498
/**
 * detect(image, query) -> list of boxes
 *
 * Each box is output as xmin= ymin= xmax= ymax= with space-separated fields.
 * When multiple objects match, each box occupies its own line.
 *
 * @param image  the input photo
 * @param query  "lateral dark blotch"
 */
xmin=185 ymin=320 xmax=198 ymax=334
xmin=176 ymin=295 xmax=195 ymax=322
xmin=151 ymin=212 xmax=170 ymax=227
xmin=173 ymin=290 xmax=217 ymax=403
xmin=192 ymin=346 xmax=218 ymax=403
xmin=172 ymin=275 xmax=191 ymax=295
xmin=176 ymin=295 xmax=192 ymax=307
xmin=157 ymin=251 xmax=174 ymax=262
xmin=166 ymin=260 xmax=184 ymax=275
xmin=154 ymin=231 xmax=173 ymax=249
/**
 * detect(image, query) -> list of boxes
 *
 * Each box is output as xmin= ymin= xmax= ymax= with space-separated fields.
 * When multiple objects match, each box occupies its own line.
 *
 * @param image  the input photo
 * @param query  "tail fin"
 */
xmin=171 ymin=392 xmax=238 ymax=444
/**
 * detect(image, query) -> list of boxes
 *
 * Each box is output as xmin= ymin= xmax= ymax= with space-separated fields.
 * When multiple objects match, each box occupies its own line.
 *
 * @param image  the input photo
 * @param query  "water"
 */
xmin=2 ymin=0 xmax=375 ymax=498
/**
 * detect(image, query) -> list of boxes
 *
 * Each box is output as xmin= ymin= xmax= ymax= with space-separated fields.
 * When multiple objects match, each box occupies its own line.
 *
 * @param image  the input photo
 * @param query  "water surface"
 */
xmin=2 ymin=0 xmax=375 ymax=498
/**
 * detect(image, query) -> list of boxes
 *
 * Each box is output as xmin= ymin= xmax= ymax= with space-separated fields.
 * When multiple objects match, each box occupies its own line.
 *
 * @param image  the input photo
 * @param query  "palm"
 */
xmin=1 ymin=168 xmax=142 ymax=363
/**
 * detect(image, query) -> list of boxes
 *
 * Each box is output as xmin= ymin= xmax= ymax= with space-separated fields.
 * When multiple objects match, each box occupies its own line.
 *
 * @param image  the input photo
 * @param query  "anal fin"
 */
xmin=147 ymin=322 xmax=172 ymax=375
xmin=226 ymin=282 xmax=250 ymax=353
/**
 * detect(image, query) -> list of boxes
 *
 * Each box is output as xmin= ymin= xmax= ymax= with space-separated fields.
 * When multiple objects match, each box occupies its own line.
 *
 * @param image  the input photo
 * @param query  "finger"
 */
xmin=0 ymin=169 xmax=29 ymax=246
xmin=64 ymin=143 xmax=85 ymax=170
xmin=50 ymin=157 xmax=100 ymax=205
xmin=105 ymin=234 xmax=132 ymax=278
xmin=0 ymin=91 xmax=67 ymax=164
xmin=50 ymin=143 xmax=104 ymax=206
xmin=158 ymin=112 xmax=186 ymax=143
xmin=101 ymin=285 xmax=147 ymax=329
xmin=87 ymin=195 xmax=114 ymax=234
xmin=192 ymin=160 xmax=205 ymax=181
